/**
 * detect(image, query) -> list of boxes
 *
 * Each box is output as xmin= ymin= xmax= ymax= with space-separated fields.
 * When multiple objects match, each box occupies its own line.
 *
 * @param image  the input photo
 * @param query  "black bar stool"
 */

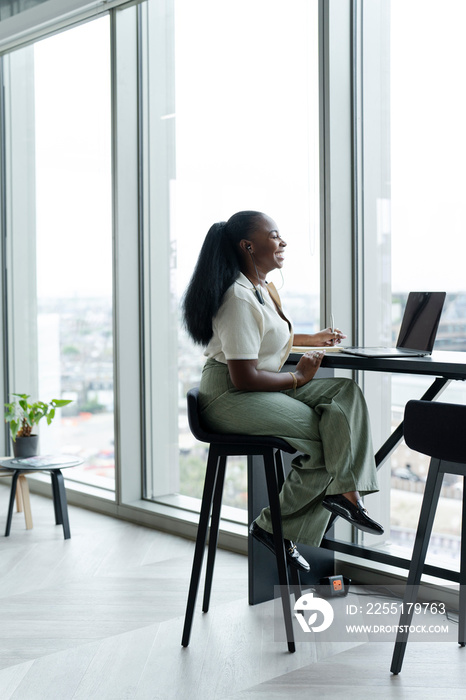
xmin=181 ymin=387 xmax=300 ymax=653
xmin=391 ymin=400 xmax=466 ymax=674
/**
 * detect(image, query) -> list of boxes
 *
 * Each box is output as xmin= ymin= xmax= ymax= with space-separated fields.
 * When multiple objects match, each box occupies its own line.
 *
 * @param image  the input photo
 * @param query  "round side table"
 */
xmin=1 ymin=456 xmax=83 ymax=539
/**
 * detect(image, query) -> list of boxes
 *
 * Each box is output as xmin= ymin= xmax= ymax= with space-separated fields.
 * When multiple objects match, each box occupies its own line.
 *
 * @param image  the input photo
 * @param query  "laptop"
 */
xmin=340 ymin=291 xmax=446 ymax=358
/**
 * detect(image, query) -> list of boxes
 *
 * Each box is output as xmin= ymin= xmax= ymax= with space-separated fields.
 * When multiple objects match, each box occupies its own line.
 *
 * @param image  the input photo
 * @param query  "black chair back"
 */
xmin=186 ymin=387 xmax=211 ymax=443
xmin=404 ymin=399 xmax=466 ymax=464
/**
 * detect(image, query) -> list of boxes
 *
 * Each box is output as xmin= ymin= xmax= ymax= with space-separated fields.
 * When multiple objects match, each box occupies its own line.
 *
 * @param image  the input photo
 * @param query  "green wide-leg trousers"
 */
xmin=199 ymin=359 xmax=379 ymax=547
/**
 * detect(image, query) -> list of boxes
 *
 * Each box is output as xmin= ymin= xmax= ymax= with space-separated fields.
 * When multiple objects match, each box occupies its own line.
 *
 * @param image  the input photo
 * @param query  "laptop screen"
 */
xmin=396 ymin=292 xmax=446 ymax=352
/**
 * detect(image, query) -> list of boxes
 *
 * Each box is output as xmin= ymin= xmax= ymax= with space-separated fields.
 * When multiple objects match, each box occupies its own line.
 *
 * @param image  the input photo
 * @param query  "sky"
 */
xmin=28 ymin=0 xmax=466 ymax=301
xmin=390 ymin=0 xmax=466 ymax=292
xmin=34 ymin=17 xmax=112 ymax=299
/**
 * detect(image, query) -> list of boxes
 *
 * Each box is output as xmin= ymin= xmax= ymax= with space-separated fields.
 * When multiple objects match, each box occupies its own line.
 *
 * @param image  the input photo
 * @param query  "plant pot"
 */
xmin=13 ymin=435 xmax=39 ymax=458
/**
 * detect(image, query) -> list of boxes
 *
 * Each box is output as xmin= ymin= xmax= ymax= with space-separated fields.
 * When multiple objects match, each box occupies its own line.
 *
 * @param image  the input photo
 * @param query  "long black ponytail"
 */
xmin=182 ymin=210 xmax=264 ymax=345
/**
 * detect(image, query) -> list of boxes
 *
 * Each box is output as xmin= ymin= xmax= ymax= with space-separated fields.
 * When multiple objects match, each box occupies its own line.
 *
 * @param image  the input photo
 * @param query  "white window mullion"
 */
xmin=3 ymin=47 xmax=39 ymax=417
xmin=320 ymin=0 xmax=354 ymax=339
xmin=112 ymin=4 xmax=143 ymax=505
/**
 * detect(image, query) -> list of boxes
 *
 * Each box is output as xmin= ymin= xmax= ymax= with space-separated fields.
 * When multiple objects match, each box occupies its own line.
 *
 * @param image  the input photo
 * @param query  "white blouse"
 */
xmin=204 ymin=272 xmax=293 ymax=371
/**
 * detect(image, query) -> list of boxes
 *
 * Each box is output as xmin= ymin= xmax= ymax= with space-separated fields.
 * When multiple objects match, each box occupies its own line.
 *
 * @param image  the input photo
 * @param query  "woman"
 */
xmin=183 ymin=210 xmax=382 ymax=572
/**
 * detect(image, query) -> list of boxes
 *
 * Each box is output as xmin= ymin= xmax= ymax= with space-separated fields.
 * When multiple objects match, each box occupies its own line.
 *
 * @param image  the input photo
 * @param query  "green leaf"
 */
xmin=9 ymin=419 xmax=18 ymax=441
xmin=4 ymin=393 xmax=74 ymax=434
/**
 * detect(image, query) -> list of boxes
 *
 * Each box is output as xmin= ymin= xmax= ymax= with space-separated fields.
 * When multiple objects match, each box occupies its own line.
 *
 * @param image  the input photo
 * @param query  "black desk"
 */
xmin=307 ymin=349 xmax=466 ymax=383
xmin=288 ymin=349 xmax=466 ymax=583
xmin=249 ymin=351 xmax=466 ymax=603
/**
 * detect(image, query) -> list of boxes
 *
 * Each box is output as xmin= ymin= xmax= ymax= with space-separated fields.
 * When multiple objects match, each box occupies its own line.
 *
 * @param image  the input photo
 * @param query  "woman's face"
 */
xmin=247 ymin=215 xmax=287 ymax=274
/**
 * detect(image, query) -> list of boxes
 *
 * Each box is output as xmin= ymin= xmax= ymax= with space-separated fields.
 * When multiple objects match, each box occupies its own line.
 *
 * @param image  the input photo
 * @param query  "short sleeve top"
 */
xmin=204 ymin=272 xmax=293 ymax=371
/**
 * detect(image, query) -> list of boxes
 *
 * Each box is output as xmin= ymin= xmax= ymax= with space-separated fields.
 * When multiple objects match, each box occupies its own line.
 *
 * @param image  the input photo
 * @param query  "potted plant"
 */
xmin=4 ymin=393 xmax=73 ymax=458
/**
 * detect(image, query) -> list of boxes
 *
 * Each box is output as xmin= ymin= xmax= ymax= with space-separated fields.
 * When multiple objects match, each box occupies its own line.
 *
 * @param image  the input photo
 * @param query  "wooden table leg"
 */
xmin=15 ymin=481 xmax=23 ymax=512
xmin=18 ymin=475 xmax=33 ymax=530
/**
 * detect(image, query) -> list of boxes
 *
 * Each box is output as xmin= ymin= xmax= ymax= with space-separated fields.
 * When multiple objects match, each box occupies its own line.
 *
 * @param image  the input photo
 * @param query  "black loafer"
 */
xmin=322 ymin=494 xmax=384 ymax=535
xmin=249 ymin=521 xmax=310 ymax=572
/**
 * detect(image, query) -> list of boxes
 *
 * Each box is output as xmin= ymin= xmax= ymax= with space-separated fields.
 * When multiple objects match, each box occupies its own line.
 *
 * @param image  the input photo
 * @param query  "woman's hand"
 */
xmin=295 ymin=328 xmax=346 ymax=347
xmin=319 ymin=327 xmax=346 ymax=346
xmin=294 ymin=350 xmax=325 ymax=387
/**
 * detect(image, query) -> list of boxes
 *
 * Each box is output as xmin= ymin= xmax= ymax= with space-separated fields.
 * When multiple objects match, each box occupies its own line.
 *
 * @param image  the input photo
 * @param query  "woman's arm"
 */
xmin=227 ymin=353 xmax=324 ymax=392
xmin=294 ymin=327 xmax=346 ymax=347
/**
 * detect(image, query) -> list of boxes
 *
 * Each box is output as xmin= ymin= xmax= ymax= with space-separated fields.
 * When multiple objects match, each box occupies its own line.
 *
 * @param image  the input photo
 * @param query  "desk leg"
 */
xmin=51 ymin=470 xmax=71 ymax=539
xmin=248 ymin=452 xmax=334 ymax=604
xmin=5 ymin=471 xmax=20 ymax=536
xmin=324 ymin=377 xmax=451 ymax=536
xmin=375 ymin=377 xmax=450 ymax=468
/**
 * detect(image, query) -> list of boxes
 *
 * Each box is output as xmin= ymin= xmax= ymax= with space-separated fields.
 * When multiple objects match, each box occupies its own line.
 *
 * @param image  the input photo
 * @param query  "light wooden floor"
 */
xmin=0 ymin=484 xmax=465 ymax=700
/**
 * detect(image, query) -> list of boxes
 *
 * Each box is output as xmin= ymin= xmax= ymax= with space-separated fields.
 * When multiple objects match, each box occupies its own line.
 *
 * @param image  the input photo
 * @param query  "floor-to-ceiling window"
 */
xmin=389 ymin=0 xmax=466 ymax=568
xmin=0 ymin=0 xmax=321 ymax=519
xmin=141 ymin=0 xmax=321 ymax=512
xmin=3 ymin=17 xmax=115 ymax=491
xmin=361 ymin=0 xmax=466 ymax=570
